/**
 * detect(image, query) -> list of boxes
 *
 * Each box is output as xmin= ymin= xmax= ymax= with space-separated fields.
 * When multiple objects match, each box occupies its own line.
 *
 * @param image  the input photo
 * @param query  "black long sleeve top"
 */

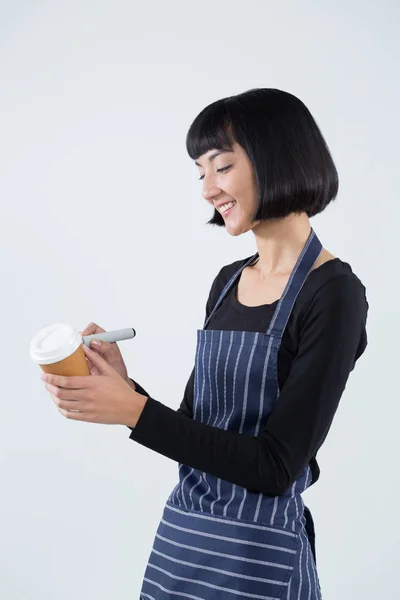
xmin=128 ymin=256 xmax=368 ymax=497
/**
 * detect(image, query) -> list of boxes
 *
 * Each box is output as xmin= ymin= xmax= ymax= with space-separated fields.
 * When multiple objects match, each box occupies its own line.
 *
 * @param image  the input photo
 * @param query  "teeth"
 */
xmin=218 ymin=201 xmax=236 ymax=213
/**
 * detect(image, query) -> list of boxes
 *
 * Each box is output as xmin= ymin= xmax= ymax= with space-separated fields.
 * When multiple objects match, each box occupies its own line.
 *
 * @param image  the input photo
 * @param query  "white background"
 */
xmin=1 ymin=1 xmax=399 ymax=598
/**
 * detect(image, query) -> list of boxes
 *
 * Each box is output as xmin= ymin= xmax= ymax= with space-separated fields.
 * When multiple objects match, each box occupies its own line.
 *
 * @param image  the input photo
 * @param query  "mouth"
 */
xmin=217 ymin=200 xmax=236 ymax=218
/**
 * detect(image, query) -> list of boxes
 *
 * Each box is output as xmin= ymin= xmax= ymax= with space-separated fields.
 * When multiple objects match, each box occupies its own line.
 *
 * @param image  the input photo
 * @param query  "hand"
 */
xmin=80 ymin=322 xmax=134 ymax=389
xmin=41 ymin=344 xmax=147 ymax=427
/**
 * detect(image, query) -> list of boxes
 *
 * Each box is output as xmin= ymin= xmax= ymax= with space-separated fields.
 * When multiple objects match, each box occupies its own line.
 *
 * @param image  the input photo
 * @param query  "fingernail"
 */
xmin=91 ymin=340 xmax=101 ymax=347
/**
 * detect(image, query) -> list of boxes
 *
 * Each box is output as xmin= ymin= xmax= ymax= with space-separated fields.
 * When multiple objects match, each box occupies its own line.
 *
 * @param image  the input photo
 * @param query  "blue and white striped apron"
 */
xmin=140 ymin=229 xmax=323 ymax=599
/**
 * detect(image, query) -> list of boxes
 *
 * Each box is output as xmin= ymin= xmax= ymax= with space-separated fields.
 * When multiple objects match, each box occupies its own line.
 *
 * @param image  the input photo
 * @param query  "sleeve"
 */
xmin=128 ymin=274 xmax=368 ymax=496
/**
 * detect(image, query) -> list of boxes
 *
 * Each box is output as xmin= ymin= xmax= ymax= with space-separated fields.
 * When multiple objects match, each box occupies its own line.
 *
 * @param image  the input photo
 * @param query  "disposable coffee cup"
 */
xmin=30 ymin=322 xmax=90 ymax=376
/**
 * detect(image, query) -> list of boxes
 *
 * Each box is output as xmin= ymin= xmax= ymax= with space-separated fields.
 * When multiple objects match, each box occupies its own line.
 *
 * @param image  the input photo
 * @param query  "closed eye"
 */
xmin=198 ymin=165 xmax=232 ymax=181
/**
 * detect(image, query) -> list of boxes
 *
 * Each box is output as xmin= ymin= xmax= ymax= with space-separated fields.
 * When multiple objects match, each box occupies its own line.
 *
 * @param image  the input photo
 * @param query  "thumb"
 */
xmin=82 ymin=344 xmax=115 ymax=376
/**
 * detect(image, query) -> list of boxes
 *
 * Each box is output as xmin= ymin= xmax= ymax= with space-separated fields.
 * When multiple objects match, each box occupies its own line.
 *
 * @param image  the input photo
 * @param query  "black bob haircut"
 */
xmin=186 ymin=88 xmax=339 ymax=226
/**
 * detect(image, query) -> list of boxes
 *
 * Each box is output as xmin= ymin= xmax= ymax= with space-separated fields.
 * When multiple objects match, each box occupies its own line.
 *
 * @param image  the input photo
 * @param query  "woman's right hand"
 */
xmin=80 ymin=322 xmax=133 ymax=387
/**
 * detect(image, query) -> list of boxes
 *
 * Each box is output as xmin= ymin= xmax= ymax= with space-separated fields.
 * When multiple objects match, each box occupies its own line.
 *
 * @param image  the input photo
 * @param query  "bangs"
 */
xmin=186 ymin=99 xmax=236 ymax=161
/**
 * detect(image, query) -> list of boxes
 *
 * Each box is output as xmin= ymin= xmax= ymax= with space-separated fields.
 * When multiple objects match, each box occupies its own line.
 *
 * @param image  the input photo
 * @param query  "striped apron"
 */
xmin=140 ymin=229 xmax=323 ymax=599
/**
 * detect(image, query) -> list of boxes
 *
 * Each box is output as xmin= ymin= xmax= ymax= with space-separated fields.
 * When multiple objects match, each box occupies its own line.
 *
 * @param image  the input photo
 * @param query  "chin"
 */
xmin=225 ymin=221 xmax=253 ymax=237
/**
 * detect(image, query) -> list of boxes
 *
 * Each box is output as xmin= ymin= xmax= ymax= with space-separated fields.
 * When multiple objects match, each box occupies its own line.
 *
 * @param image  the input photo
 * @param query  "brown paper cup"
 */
xmin=30 ymin=322 xmax=90 ymax=377
xmin=39 ymin=343 xmax=90 ymax=376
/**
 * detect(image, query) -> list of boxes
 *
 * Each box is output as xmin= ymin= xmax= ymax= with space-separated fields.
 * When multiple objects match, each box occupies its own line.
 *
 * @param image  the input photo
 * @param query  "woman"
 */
xmin=43 ymin=88 xmax=368 ymax=599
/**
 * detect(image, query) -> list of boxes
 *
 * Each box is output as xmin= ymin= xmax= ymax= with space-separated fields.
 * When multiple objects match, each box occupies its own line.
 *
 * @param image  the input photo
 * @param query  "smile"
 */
xmin=218 ymin=200 xmax=236 ymax=215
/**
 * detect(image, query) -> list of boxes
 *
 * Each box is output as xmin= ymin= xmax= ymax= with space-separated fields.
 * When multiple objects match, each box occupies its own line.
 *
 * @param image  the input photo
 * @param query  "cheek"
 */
xmin=236 ymin=193 xmax=257 ymax=216
xmin=234 ymin=176 xmax=256 ymax=202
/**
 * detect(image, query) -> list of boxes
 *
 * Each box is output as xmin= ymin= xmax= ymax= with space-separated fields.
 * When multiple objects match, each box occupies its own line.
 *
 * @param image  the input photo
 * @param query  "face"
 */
xmin=195 ymin=142 xmax=260 ymax=236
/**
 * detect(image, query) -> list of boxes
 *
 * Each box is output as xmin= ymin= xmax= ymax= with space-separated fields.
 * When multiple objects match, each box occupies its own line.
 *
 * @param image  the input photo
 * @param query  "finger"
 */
xmin=56 ymin=398 xmax=87 ymax=412
xmin=51 ymin=395 xmax=86 ymax=412
xmin=84 ymin=355 xmax=96 ymax=371
xmin=80 ymin=322 xmax=105 ymax=336
xmin=41 ymin=373 xmax=93 ymax=389
xmin=45 ymin=382 xmax=87 ymax=401
xmin=82 ymin=345 xmax=114 ymax=375
xmin=80 ymin=328 xmax=92 ymax=337
xmin=86 ymin=360 xmax=100 ymax=376
xmin=58 ymin=408 xmax=91 ymax=421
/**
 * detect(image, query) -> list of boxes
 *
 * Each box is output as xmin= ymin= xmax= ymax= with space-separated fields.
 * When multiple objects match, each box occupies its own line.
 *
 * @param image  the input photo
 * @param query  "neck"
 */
xmin=252 ymin=213 xmax=312 ymax=276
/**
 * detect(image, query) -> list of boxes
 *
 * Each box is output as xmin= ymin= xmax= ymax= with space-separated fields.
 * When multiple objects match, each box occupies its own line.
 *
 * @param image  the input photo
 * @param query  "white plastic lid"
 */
xmin=30 ymin=322 xmax=82 ymax=365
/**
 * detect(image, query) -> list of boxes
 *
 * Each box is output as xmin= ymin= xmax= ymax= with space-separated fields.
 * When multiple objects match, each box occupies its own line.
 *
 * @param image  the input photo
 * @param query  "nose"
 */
xmin=202 ymin=175 xmax=222 ymax=204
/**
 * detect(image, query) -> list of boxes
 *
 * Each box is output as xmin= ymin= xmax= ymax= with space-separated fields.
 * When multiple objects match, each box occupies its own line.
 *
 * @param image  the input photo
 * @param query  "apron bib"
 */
xmin=140 ymin=229 xmax=323 ymax=600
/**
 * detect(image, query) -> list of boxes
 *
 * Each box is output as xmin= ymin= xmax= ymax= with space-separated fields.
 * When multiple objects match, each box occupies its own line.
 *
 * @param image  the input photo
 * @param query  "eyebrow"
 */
xmin=194 ymin=149 xmax=233 ymax=167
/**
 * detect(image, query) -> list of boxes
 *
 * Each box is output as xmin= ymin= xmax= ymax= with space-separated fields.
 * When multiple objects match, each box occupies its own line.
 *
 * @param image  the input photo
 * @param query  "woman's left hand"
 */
xmin=41 ymin=344 xmax=147 ymax=427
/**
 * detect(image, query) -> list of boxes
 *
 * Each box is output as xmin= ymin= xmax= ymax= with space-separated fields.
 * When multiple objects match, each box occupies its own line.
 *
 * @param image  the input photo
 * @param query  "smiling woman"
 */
xmin=188 ymin=88 xmax=338 ymax=235
xmin=127 ymin=89 xmax=367 ymax=599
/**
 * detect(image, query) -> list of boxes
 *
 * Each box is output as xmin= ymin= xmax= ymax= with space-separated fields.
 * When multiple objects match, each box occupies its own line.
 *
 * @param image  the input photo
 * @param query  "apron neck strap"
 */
xmin=267 ymin=228 xmax=322 ymax=338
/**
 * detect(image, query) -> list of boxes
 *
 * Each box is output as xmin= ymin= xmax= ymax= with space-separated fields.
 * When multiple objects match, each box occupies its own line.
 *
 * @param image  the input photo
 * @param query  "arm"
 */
xmin=124 ymin=380 xmax=150 ymax=432
xmin=128 ymin=370 xmax=195 ymax=421
xmin=128 ymin=275 xmax=368 ymax=497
